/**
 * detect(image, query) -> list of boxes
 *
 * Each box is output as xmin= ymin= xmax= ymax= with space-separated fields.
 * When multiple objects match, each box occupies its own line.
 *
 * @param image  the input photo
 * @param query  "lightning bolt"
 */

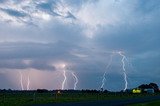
xmin=27 ymin=75 xmax=30 ymax=90
xmin=101 ymin=54 xmax=113 ymax=89
xmin=62 ymin=69 xmax=67 ymax=90
xmin=100 ymin=51 xmax=129 ymax=91
xmin=60 ymin=64 xmax=78 ymax=90
xmin=118 ymin=51 xmax=128 ymax=91
xmin=71 ymin=72 xmax=78 ymax=90
xmin=67 ymin=65 xmax=79 ymax=90
xmin=19 ymin=71 xmax=24 ymax=90
xmin=19 ymin=71 xmax=31 ymax=90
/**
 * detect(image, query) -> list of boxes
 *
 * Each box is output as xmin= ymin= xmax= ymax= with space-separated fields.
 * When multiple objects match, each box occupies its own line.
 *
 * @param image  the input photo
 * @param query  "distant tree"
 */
xmin=138 ymin=83 xmax=159 ymax=93
xmin=149 ymin=83 xmax=159 ymax=92
xmin=138 ymin=84 xmax=152 ymax=89
xmin=101 ymin=88 xmax=103 ymax=92
xmin=37 ymin=89 xmax=48 ymax=93
xmin=103 ymin=90 xmax=109 ymax=93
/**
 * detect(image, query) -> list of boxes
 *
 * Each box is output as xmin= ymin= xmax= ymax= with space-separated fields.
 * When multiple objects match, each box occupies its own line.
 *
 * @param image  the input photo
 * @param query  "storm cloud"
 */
xmin=0 ymin=0 xmax=160 ymax=90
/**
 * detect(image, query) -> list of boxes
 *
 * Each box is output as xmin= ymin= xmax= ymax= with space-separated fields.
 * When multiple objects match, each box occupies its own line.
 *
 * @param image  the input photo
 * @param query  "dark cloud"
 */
xmin=94 ymin=22 xmax=160 ymax=54
xmin=36 ymin=1 xmax=60 ymax=16
xmin=0 ymin=42 xmax=74 ymax=59
xmin=0 ymin=0 xmax=159 ymax=90
xmin=136 ymin=0 xmax=160 ymax=13
xmin=65 ymin=11 xmax=76 ymax=19
xmin=0 ymin=59 xmax=56 ymax=71
xmin=0 ymin=0 xmax=5 ymax=3
xmin=0 ymin=8 xmax=27 ymax=17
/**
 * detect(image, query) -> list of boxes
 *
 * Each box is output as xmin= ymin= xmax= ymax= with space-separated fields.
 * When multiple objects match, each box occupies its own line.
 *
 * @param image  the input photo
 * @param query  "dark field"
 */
xmin=0 ymin=90 xmax=160 ymax=106
xmin=130 ymin=100 xmax=160 ymax=106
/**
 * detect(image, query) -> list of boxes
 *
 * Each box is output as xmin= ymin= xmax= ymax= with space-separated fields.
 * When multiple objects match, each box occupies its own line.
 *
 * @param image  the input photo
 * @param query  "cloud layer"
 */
xmin=0 ymin=0 xmax=160 ymax=90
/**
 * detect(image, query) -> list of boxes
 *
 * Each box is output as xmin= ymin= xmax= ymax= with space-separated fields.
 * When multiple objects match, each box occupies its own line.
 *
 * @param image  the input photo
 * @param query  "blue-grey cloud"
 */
xmin=0 ymin=8 xmax=27 ymax=17
xmin=0 ymin=0 xmax=160 ymax=90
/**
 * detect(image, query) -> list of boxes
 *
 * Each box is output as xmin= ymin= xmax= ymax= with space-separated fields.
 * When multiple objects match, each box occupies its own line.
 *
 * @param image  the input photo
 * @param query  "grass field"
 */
xmin=0 ymin=91 xmax=159 ymax=106
xmin=129 ymin=100 xmax=160 ymax=106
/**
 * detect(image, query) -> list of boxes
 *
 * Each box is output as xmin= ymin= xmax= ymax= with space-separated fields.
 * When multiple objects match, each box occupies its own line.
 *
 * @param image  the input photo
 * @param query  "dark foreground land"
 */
xmin=0 ymin=90 xmax=160 ymax=106
xmin=33 ymin=95 xmax=160 ymax=106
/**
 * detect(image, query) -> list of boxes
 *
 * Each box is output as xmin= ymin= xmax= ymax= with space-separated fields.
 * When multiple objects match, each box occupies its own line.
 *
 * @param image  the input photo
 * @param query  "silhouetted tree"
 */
xmin=138 ymin=84 xmax=151 ymax=89
xmin=37 ymin=89 xmax=48 ymax=93
xmin=138 ymin=83 xmax=159 ymax=93
xmin=149 ymin=83 xmax=159 ymax=92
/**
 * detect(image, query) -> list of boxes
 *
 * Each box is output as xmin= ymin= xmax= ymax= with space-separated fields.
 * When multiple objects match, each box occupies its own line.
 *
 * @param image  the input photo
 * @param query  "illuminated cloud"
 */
xmin=0 ymin=0 xmax=76 ymax=26
xmin=0 ymin=0 xmax=160 ymax=90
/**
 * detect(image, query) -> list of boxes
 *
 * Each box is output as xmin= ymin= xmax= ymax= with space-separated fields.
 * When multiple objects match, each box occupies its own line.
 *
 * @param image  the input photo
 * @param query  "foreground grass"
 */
xmin=0 ymin=92 xmax=159 ymax=106
xmin=129 ymin=100 xmax=160 ymax=106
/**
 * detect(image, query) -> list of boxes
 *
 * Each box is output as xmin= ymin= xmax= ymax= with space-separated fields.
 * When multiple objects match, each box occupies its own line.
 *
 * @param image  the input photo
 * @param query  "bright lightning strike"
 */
xmin=27 ymin=75 xmax=30 ymax=90
xmin=100 ymin=51 xmax=129 ymax=91
xmin=67 ymin=65 xmax=79 ymax=90
xmin=19 ymin=71 xmax=31 ymax=90
xmin=101 ymin=54 xmax=113 ymax=89
xmin=71 ymin=72 xmax=78 ymax=90
xmin=59 ymin=63 xmax=78 ymax=90
xmin=19 ymin=71 xmax=24 ymax=90
xmin=118 ymin=51 xmax=128 ymax=91
xmin=62 ymin=69 xmax=67 ymax=90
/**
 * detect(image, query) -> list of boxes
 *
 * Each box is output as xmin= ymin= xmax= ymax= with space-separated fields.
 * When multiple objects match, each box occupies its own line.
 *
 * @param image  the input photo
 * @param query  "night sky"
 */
xmin=0 ymin=0 xmax=160 ymax=91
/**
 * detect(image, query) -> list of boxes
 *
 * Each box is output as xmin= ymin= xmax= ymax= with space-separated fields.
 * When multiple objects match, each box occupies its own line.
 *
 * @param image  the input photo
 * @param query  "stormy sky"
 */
xmin=0 ymin=0 xmax=160 ymax=91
